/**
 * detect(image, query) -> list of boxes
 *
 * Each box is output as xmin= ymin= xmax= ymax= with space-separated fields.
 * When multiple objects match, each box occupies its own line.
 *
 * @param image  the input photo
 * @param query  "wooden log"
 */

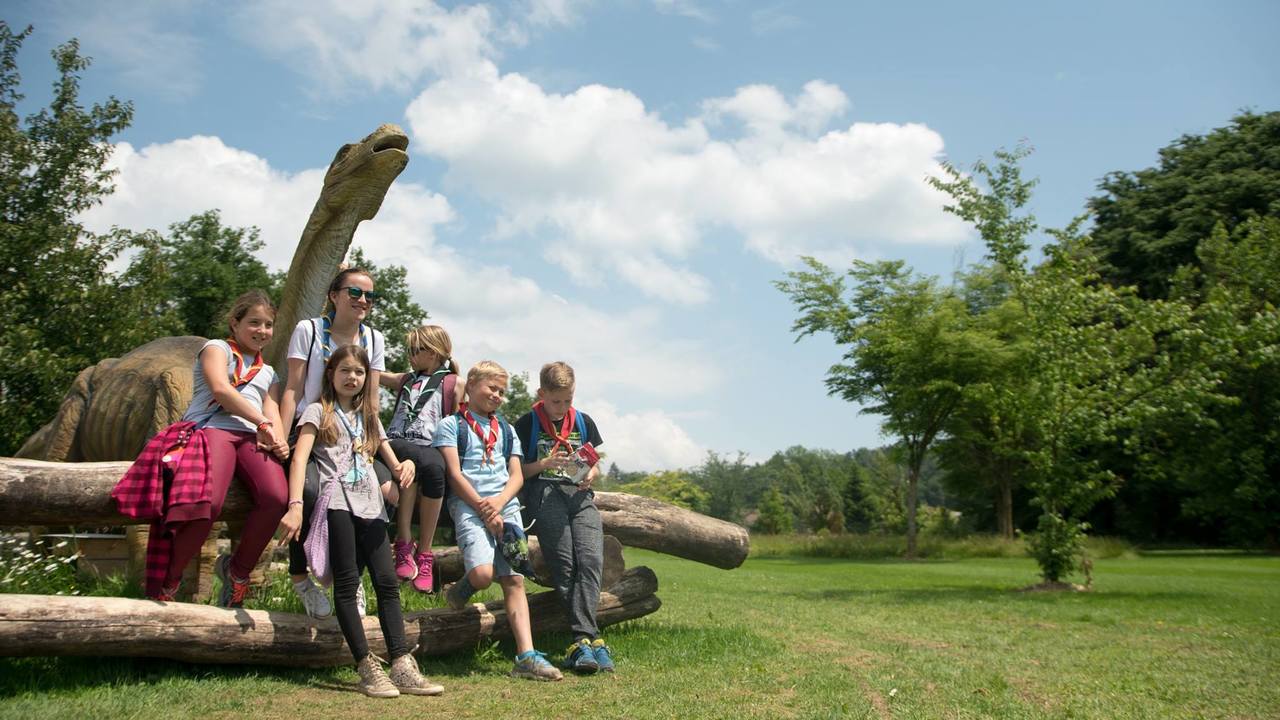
xmin=0 ymin=458 xmax=750 ymax=568
xmin=0 ymin=567 xmax=659 ymax=667
xmin=594 ymin=491 xmax=749 ymax=569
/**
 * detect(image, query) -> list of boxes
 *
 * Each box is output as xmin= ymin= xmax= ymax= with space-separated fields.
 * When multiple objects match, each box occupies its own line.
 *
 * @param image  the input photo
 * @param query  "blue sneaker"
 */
xmin=511 ymin=650 xmax=563 ymax=681
xmin=564 ymin=638 xmax=598 ymax=674
xmin=591 ymin=638 xmax=615 ymax=673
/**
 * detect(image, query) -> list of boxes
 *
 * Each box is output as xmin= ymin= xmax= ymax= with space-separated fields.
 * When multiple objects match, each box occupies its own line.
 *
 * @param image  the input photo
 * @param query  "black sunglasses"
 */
xmin=343 ymin=286 xmax=380 ymax=302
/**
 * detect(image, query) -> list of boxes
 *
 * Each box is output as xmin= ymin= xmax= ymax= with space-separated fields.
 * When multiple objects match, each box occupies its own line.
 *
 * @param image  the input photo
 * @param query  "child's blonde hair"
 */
xmin=538 ymin=361 xmax=575 ymax=391
xmin=316 ymin=344 xmax=381 ymax=458
xmin=405 ymin=325 xmax=457 ymax=375
xmin=463 ymin=360 xmax=509 ymax=404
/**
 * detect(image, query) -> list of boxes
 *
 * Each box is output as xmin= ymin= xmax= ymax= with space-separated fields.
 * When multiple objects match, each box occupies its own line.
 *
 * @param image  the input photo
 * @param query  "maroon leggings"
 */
xmin=165 ymin=427 xmax=288 ymax=586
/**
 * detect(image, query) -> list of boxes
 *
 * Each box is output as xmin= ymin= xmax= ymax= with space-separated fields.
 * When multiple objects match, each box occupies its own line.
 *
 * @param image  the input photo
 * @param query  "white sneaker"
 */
xmin=292 ymin=577 xmax=332 ymax=618
xmin=356 ymin=582 xmax=367 ymax=618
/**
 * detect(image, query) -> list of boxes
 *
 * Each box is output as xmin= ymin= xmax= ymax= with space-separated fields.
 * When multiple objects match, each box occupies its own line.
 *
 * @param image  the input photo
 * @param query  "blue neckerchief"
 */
xmin=320 ymin=313 xmax=369 ymax=360
xmin=335 ymin=408 xmax=367 ymax=487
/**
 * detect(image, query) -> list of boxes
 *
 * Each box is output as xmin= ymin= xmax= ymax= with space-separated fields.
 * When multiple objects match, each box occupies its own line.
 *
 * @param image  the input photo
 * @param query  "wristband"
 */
xmin=257 ymin=420 xmax=273 ymax=430
xmin=287 ymin=499 xmax=303 ymax=507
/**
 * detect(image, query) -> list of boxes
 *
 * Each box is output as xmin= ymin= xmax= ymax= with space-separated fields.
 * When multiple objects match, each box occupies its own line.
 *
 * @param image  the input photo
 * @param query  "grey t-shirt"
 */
xmin=299 ymin=402 xmax=388 ymax=521
xmin=181 ymin=339 xmax=278 ymax=433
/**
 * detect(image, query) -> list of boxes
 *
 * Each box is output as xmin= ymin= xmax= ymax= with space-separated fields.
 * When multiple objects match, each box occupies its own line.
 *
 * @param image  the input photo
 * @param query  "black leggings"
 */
xmin=328 ymin=510 xmax=409 ymax=662
xmin=387 ymin=440 xmax=447 ymax=499
xmin=288 ymin=458 xmax=391 ymax=576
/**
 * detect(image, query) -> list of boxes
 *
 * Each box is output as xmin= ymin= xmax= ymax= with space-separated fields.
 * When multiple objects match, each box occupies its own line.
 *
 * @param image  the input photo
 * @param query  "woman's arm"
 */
xmin=379 ymin=371 xmax=408 ymax=389
xmin=277 ymin=425 xmax=316 ymax=545
xmin=278 ymin=356 xmax=308 ymax=437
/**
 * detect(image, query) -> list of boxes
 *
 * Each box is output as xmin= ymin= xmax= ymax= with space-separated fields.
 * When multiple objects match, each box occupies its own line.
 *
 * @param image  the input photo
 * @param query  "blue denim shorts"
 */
xmin=447 ymin=496 xmax=524 ymax=577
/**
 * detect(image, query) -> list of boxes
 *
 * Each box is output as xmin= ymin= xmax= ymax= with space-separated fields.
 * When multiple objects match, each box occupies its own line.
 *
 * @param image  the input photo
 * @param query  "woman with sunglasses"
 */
xmin=278 ymin=266 xmax=390 ymax=617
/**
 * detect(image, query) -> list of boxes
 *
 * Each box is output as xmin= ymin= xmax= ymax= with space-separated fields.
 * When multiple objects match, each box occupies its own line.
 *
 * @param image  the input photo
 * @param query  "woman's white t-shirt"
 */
xmin=285 ymin=317 xmax=385 ymax=421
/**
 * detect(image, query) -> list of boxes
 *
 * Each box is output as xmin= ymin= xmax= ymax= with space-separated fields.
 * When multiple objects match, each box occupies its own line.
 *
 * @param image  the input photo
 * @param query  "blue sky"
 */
xmin=7 ymin=1 xmax=1278 ymax=472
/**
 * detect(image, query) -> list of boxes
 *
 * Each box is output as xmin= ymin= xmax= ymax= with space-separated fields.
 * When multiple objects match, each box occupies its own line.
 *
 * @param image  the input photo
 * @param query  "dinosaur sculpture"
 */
xmin=16 ymin=124 xmax=410 ymax=462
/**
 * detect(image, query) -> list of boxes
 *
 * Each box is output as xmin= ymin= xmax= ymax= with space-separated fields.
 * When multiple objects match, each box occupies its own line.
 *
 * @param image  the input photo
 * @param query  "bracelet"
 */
xmin=257 ymin=419 xmax=272 ymax=429
xmin=287 ymin=499 xmax=303 ymax=507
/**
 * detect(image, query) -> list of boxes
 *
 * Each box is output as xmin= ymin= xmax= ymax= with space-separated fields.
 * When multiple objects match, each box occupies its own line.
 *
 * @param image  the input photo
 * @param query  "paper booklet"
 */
xmin=567 ymin=442 xmax=600 ymax=485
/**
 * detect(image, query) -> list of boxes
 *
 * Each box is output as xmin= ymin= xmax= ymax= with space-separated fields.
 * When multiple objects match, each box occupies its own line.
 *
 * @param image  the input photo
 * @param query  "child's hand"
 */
xmin=271 ymin=439 xmax=291 ymax=462
xmin=484 ymin=510 xmax=503 ymax=538
xmin=277 ymin=505 xmax=303 ymax=546
xmin=580 ymin=464 xmax=600 ymax=490
xmin=542 ymin=448 xmax=570 ymax=473
xmin=396 ymin=460 xmax=415 ymax=487
xmin=382 ymin=482 xmax=400 ymax=506
xmin=476 ymin=496 xmax=501 ymax=524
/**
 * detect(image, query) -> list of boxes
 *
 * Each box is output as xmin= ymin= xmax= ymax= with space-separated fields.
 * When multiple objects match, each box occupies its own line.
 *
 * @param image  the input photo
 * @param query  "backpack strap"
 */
xmin=308 ymin=319 xmax=318 ymax=363
xmin=441 ymin=374 xmax=457 ymax=416
xmin=575 ymin=411 xmax=587 ymax=446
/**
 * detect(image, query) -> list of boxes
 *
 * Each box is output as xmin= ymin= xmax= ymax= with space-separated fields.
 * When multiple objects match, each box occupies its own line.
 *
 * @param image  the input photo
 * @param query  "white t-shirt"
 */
xmin=182 ymin=339 xmax=278 ymax=433
xmin=285 ymin=317 xmax=385 ymax=420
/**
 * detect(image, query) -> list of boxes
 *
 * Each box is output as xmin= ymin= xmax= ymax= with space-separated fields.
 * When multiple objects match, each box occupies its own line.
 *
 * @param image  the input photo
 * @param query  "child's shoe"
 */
xmin=411 ymin=550 xmax=435 ymax=593
xmin=214 ymin=554 xmax=251 ymax=608
xmin=511 ymin=650 xmax=563 ymax=681
xmin=564 ymin=638 xmax=599 ymax=674
xmin=356 ymin=655 xmax=399 ymax=698
xmin=591 ymin=638 xmax=615 ymax=673
xmin=388 ymin=653 xmax=444 ymax=696
xmin=444 ymin=581 xmax=471 ymax=611
xmin=150 ymin=584 xmax=180 ymax=603
xmin=394 ymin=540 xmax=418 ymax=581
xmin=292 ymin=576 xmax=332 ymax=618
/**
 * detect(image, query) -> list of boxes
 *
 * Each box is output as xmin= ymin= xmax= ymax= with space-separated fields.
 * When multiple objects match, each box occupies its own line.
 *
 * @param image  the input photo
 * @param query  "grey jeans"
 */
xmin=527 ymin=479 xmax=604 ymax=640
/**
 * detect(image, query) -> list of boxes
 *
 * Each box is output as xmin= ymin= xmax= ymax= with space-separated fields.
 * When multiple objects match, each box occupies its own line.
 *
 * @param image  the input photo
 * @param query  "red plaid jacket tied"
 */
xmin=112 ymin=421 xmax=213 ymax=598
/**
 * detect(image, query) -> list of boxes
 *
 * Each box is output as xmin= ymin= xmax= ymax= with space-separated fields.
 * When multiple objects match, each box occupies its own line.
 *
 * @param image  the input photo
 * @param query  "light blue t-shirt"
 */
xmin=182 ymin=339 xmax=278 ymax=434
xmin=433 ymin=411 xmax=523 ymax=498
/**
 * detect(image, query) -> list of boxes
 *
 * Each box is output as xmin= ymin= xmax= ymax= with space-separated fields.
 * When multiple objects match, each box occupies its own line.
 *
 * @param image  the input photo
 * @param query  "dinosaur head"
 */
xmin=318 ymin=123 xmax=410 ymax=222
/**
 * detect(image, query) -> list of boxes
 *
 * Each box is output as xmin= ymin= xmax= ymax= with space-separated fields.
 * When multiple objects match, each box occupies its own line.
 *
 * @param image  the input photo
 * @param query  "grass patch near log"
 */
xmin=748 ymin=532 xmax=1138 ymax=562
xmin=2 ymin=550 xmax=1279 ymax=719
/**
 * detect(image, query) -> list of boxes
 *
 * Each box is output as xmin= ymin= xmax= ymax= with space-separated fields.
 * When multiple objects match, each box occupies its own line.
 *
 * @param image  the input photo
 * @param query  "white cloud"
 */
xmin=79 ymin=135 xmax=454 ymax=273
xmin=406 ymin=68 xmax=970 ymax=301
xmin=578 ymin=399 xmax=705 ymax=471
xmin=653 ymin=0 xmax=715 ymax=23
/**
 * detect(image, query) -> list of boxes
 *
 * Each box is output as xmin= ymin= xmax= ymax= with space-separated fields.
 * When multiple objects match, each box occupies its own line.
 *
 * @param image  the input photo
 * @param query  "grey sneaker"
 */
xmin=356 ymin=582 xmax=367 ymax=618
xmin=292 ymin=577 xmax=332 ymax=619
xmin=356 ymin=655 xmax=399 ymax=698
xmin=511 ymin=650 xmax=563 ymax=681
xmin=389 ymin=653 xmax=444 ymax=696
xmin=444 ymin=581 xmax=471 ymax=611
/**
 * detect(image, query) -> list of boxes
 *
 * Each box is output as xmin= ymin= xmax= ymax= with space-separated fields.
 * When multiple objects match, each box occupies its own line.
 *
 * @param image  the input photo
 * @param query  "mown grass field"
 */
xmin=2 ymin=547 xmax=1278 ymax=719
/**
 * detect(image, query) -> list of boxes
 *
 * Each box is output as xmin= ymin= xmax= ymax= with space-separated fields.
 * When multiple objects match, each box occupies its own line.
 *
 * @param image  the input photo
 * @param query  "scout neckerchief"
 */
xmin=335 ymin=407 xmax=369 ymax=487
xmin=319 ymin=313 xmax=369 ymax=360
xmin=459 ymin=403 xmax=499 ymax=465
xmin=533 ymin=401 xmax=578 ymax=458
xmin=391 ymin=367 xmax=450 ymax=422
xmin=225 ymin=338 xmax=264 ymax=388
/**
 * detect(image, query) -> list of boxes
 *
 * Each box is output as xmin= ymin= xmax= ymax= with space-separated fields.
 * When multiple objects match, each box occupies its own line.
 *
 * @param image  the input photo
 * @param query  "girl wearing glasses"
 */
xmin=278 ymin=266 xmax=389 ymax=618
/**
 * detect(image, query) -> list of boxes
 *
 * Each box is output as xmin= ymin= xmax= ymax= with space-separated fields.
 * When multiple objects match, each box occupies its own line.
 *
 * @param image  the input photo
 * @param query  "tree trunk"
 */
xmin=905 ymin=462 xmax=920 ymax=559
xmin=997 ymin=473 xmax=1014 ymax=540
xmin=0 ymin=459 xmax=749 ymax=569
xmin=0 ymin=567 xmax=660 ymax=667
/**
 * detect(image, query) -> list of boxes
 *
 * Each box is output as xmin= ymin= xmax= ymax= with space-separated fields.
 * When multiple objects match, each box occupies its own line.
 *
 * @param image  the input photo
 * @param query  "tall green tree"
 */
xmin=1088 ymin=111 xmax=1280 ymax=298
xmin=776 ymin=260 xmax=990 ymax=555
xmin=934 ymin=146 xmax=1224 ymax=582
xmin=0 ymin=23 xmax=172 ymax=454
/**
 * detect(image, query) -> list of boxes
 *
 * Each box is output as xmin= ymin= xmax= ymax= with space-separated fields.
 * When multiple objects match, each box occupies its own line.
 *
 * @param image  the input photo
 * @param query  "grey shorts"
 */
xmin=447 ymin=496 xmax=524 ymax=577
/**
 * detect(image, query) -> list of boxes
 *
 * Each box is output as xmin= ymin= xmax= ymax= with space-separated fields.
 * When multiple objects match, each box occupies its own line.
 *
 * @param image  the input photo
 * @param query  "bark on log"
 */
xmin=594 ymin=491 xmax=749 ymax=569
xmin=0 ymin=567 xmax=659 ymax=667
xmin=0 ymin=458 xmax=749 ymax=569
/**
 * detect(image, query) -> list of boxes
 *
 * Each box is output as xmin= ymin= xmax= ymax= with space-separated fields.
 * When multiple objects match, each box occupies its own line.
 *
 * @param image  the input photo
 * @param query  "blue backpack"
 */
xmin=455 ymin=411 xmax=515 ymax=462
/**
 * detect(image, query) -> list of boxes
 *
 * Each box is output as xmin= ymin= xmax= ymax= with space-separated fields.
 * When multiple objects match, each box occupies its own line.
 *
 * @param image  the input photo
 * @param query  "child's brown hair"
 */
xmin=538 ymin=361 xmax=575 ymax=391
xmin=316 ymin=344 xmax=381 ymax=458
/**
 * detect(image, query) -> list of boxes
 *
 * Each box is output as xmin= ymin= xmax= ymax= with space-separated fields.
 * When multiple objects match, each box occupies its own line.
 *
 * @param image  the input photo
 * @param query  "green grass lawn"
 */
xmin=2 ymin=550 xmax=1278 ymax=719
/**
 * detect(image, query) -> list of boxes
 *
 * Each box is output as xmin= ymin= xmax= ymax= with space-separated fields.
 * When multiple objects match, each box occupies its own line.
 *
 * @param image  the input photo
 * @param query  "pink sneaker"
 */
xmin=411 ymin=550 xmax=435 ymax=593
xmin=393 ymin=540 xmax=418 ymax=582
